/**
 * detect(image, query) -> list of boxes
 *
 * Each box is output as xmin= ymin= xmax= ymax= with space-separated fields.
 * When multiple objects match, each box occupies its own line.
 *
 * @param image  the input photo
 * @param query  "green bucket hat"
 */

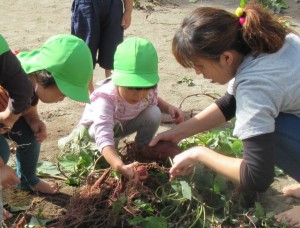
xmin=17 ymin=34 xmax=93 ymax=103
xmin=0 ymin=34 xmax=9 ymax=55
xmin=112 ymin=37 xmax=160 ymax=87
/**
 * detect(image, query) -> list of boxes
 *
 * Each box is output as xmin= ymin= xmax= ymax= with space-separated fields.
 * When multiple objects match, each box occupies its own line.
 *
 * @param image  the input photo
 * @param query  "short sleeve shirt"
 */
xmin=228 ymin=33 xmax=300 ymax=140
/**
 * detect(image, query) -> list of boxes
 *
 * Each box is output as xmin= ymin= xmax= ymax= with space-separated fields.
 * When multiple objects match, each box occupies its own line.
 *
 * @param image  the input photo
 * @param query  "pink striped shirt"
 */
xmin=79 ymin=78 xmax=158 ymax=152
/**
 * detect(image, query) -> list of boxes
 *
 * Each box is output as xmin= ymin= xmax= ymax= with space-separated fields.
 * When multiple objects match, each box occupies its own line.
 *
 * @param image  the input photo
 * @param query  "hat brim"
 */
xmin=112 ymin=71 xmax=160 ymax=87
xmin=54 ymin=76 xmax=90 ymax=103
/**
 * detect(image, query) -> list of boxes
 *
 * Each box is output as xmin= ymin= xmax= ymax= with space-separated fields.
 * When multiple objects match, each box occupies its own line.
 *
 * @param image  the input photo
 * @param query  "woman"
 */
xmin=149 ymin=2 xmax=300 ymax=227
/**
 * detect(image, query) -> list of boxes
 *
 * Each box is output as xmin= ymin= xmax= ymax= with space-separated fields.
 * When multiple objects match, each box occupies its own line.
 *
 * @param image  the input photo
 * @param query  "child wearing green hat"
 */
xmin=78 ymin=37 xmax=184 ymax=179
xmin=0 ymin=34 xmax=93 ymax=203
xmin=0 ymin=34 xmax=34 ymax=221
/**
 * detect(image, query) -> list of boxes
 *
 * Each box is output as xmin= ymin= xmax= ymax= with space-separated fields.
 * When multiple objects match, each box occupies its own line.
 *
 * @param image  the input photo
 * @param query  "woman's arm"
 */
xmin=170 ymin=133 xmax=275 ymax=192
xmin=150 ymin=102 xmax=227 ymax=145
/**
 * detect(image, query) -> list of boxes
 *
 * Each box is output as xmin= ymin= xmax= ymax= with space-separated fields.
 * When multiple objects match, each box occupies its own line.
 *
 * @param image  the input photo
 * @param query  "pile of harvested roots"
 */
xmin=51 ymin=141 xmax=183 ymax=227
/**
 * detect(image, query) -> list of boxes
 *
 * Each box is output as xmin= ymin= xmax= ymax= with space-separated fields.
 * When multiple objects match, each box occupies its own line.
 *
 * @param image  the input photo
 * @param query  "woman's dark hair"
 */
xmin=30 ymin=70 xmax=56 ymax=87
xmin=172 ymin=1 xmax=295 ymax=68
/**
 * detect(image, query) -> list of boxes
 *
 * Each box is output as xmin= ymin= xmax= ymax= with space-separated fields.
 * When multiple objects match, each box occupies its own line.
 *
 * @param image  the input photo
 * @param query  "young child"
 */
xmin=0 ymin=33 xmax=33 ymax=222
xmin=148 ymin=3 xmax=300 ymax=227
xmin=0 ymin=34 xmax=93 ymax=219
xmin=71 ymin=0 xmax=133 ymax=93
xmin=78 ymin=37 xmax=184 ymax=179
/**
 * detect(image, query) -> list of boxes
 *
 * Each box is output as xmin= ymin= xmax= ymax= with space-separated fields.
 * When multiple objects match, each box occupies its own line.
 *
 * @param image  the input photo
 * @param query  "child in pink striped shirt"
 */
xmin=79 ymin=37 xmax=184 ymax=179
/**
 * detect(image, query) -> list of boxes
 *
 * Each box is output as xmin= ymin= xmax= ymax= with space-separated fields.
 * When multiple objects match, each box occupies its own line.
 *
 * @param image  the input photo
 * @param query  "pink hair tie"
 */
xmin=239 ymin=17 xmax=245 ymax=25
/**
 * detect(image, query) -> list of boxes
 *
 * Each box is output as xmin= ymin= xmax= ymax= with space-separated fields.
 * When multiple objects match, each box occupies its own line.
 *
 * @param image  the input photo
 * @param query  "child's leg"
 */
xmin=98 ymin=0 xmax=123 ymax=75
xmin=10 ymin=118 xmax=58 ymax=194
xmin=0 ymin=135 xmax=11 ymax=164
xmin=274 ymin=113 xmax=300 ymax=182
xmin=122 ymin=106 xmax=161 ymax=147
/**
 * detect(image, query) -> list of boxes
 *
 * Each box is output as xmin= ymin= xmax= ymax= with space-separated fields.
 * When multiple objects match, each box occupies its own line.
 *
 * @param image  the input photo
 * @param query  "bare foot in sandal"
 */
xmin=282 ymin=184 xmax=300 ymax=198
xmin=2 ymin=208 xmax=13 ymax=220
xmin=32 ymin=179 xmax=59 ymax=194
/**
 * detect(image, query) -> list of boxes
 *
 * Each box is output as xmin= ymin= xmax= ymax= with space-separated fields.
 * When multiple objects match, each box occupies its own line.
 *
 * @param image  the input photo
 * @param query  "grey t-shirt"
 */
xmin=228 ymin=33 xmax=300 ymax=140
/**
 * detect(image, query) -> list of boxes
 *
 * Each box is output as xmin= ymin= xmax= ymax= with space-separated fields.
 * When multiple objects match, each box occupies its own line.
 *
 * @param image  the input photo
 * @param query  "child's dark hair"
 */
xmin=30 ymin=70 xmax=56 ymax=87
xmin=125 ymin=85 xmax=157 ymax=90
xmin=172 ymin=1 xmax=296 ymax=68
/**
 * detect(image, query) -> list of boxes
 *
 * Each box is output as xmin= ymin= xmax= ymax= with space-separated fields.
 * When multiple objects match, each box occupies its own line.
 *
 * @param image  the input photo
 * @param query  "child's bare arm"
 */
xmin=157 ymin=97 xmax=184 ymax=124
xmin=122 ymin=0 xmax=133 ymax=29
xmin=101 ymin=145 xmax=135 ymax=179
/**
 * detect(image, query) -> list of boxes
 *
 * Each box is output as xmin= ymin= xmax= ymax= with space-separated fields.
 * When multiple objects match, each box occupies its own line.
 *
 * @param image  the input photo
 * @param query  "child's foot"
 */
xmin=275 ymin=206 xmax=300 ymax=227
xmin=3 ymin=208 xmax=13 ymax=220
xmin=32 ymin=179 xmax=59 ymax=194
xmin=282 ymin=184 xmax=300 ymax=198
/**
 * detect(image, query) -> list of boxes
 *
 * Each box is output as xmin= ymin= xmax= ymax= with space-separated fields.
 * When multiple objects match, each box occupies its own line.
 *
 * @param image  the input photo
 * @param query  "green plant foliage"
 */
xmin=240 ymin=0 xmax=288 ymax=13
xmin=56 ymin=124 xmax=286 ymax=227
xmin=177 ymin=77 xmax=195 ymax=86
xmin=179 ymin=128 xmax=243 ymax=158
xmin=57 ymin=125 xmax=107 ymax=185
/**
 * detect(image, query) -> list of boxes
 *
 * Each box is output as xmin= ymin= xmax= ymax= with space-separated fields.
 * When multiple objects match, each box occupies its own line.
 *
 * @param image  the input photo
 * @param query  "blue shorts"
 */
xmin=71 ymin=0 xmax=124 ymax=69
xmin=274 ymin=113 xmax=300 ymax=181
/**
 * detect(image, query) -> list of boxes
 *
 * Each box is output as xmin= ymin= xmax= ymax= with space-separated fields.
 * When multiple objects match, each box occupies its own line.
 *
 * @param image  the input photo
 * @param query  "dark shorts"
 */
xmin=71 ymin=0 xmax=124 ymax=69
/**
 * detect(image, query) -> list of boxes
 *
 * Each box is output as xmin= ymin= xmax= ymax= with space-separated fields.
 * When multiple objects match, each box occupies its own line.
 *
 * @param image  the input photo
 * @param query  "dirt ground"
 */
xmin=1 ymin=0 xmax=300 ymax=227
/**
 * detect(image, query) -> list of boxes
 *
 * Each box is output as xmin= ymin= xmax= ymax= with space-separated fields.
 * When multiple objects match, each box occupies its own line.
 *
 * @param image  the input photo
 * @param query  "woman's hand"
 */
xmin=149 ymin=128 xmax=181 ymax=147
xmin=169 ymin=148 xmax=200 ymax=181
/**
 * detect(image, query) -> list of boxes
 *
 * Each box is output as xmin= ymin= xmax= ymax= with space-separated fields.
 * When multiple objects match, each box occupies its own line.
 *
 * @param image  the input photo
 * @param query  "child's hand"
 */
xmin=168 ymin=106 xmax=184 ymax=124
xmin=118 ymin=162 xmax=138 ymax=180
xmin=27 ymin=118 xmax=47 ymax=143
xmin=0 ymin=164 xmax=20 ymax=189
xmin=121 ymin=11 xmax=132 ymax=30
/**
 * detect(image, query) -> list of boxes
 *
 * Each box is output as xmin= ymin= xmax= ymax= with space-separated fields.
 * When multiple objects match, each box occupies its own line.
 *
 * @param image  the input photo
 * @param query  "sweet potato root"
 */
xmin=138 ymin=141 xmax=181 ymax=163
xmin=134 ymin=165 xmax=149 ymax=182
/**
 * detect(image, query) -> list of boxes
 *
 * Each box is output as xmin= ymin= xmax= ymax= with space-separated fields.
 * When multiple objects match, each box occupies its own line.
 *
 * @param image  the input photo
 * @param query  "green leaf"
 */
xmin=129 ymin=216 xmax=144 ymax=225
xmin=213 ymin=174 xmax=228 ymax=194
xmin=57 ymin=154 xmax=79 ymax=172
xmin=25 ymin=216 xmax=52 ymax=227
xmin=180 ymin=180 xmax=192 ymax=200
xmin=144 ymin=216 xmax=168 ymax=228
xmin=36 ymin=161 xmax=60 ymax=176
xmin=65 ymin=177 xmax=80 ymax=186
xmin=9 ymin=204 xmax=31 ymax=212
xmin=254 ymin=202 xmax=264 ymax=218
xmin=240 ymin=0 xmax=247 ymax=7
xmin=113 ymin=193 xmax=126 ymax=214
